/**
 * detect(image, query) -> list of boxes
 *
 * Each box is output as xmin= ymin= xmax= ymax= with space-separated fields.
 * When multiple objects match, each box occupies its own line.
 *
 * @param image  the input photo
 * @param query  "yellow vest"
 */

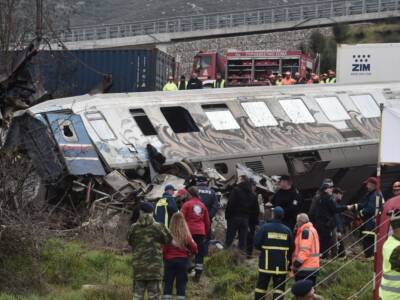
xmin=163 ymin=82 xmax=178 ymax=91
xmin=380 ymin=236 xmax=400 ymax=300
xmin=213 ymin=79 xmax=225 ymax=88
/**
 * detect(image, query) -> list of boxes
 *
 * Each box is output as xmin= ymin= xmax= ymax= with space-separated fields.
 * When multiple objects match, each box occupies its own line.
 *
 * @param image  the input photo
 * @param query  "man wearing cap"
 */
xmin=354 ymin=177 xmax=381 ymax=258
xmin=254 ymin=206 xmax=293 ymax=300
xmin=271 ymin=175 xmax=302 ymax=231
xmin=196 ymin=176 xmax=219 ymax=221
xmin=380 ymin=209 xmax=400 ymax=299
xmin=128 ymin=202 xmax=172 ymax=300
xmin=154 ymin=185 xmax=178 ymax=227
xmin=291 ymin=279 xmax=323 ymax=299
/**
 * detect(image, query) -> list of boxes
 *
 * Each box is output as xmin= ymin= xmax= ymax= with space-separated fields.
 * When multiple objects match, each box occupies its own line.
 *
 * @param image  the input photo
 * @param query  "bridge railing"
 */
xmin=60 ymin=0 xmax=400 ymax=42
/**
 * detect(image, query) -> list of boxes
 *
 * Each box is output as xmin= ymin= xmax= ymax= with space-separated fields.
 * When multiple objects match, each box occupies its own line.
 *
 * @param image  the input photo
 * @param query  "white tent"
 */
xmin=380 ymin=105 xmax=400 ymax=164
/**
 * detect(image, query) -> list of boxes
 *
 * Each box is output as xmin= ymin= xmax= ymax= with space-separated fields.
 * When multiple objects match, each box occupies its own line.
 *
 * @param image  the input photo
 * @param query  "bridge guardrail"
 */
xmin=59 ymin=0 xmax=400 ymax=42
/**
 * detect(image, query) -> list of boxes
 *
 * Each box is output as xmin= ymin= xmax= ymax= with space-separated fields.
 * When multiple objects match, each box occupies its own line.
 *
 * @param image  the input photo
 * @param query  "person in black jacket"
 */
xmin=247 ymin=178 xmax=260 ymax=258
xmin=225 ymin=176 xmax=252 ymax=251
xmin=197 ymin=176 xmax=219 ymax=221
xmin=254 ymin=206 xmax=293 ymax=300
xmin=314 ymin=182 xmax=352 ymax=258
xmin=187 ymin=73 xmax=203 ymax=89
xmin=271 ymin=175 xmax=302 ymax=231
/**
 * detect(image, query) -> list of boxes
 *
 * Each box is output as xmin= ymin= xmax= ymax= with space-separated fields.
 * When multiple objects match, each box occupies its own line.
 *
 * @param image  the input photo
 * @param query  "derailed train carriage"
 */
xmin=4 ymin=81 xmax=400 ymax=201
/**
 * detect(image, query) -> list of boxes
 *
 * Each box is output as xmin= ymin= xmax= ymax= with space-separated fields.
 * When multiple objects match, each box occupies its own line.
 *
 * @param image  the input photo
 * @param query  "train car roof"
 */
xmin=29 ymin=81 xmax=400 ymax=114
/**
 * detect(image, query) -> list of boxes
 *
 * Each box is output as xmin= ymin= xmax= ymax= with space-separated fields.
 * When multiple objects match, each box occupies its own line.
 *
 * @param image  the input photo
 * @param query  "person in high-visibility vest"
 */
xmin=163 ymin=76 xmax=178 ymax=91
xmin=326 ymin=70 xmax=336 ymax=84
xmin=276 ymin=74 xmax=283 ymax=86
xmin=380 ymin=209 xmax=400 ymax=299
xmin=213 ymin=73 xmax=225 ymax=88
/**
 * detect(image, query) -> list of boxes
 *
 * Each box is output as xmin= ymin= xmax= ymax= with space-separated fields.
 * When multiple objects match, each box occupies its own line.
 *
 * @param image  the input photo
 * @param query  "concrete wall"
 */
xmin=167 ymin=27 xmax=333 ymax=76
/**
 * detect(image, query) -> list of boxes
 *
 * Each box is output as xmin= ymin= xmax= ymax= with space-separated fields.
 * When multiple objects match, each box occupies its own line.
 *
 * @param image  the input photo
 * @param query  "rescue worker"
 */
xmin=326 ymin=70 xmax=336 ymax=84
xmin=163 ymin=76 xmax=178 ymax=91
xmin=282 ymin=71 xmax=296 ymax=85
xmin=225 ymin=176 xmax=252 ymax=251
xmin=271 ymin=175 xmax=302 ymax=231
xmin=291 ymin=279 xmax=324 ymax=300
xmin=269 ymin=74 xmax=276 ymax=85
xmin=380 ymin=209 xmax=400 ymax=299
xmin=314 ymin=182 xmax=352 ymax=258
xmin=128 ymin=202 xmax=172 ymax=300
xmin=181 ymin=186 xmax=210 ymax=282
xmin=309 ymin=178 xmax=334 ymax=224
xmin=332 ymin=188 xmax=346 ymax=257
xmin=292 ymin=213 xmax=320 ymax=285
xmin=187 ymin=73 xmax=203 ymax=89
xmin=213 ymin=73 xmax=225 ymax=88
xmin=175 ymin=188 xmax=190 ymax=210
xmin=275 ymin=74 xmax=283 ymax=86
xmin=319 ymin=73 xmax=327 ymax=84
xmin=392 ymin=181 xmax=400 ymax=197
xmin=247 ymin=178 xmax=260 ymax=258
xmin=178 ymin=75 xmax=187 ymax=90
xmin=254 ymin=206 xmax=293 ymax=300
xmin=294 ymin=72 xmax=306 ymax=84
xmin=196 ymin=175 xmax=219 ymax=221
xmin=154 ymin=185 xmax=179 ymax=227
xmin=354 ymin=177 xmax=380 ymax=258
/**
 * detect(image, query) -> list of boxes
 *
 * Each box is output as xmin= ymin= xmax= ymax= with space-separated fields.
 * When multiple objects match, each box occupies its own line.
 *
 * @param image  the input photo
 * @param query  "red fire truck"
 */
xmin=193 ymin=50 xmax=314 ymax=87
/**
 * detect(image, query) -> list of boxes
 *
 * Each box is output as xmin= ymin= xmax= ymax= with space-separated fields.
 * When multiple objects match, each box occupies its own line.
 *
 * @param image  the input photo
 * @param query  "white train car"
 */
xmin=8 ymin=81 xmax=400 ymax=200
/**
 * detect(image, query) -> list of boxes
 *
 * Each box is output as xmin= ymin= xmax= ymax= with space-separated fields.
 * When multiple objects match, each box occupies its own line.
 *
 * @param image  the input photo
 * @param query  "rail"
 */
xmin=60 ymin=0 xmax=400 ymax=42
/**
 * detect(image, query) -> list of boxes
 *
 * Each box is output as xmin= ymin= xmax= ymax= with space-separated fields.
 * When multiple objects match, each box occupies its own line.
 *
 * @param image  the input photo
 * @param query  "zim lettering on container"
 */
xmin=351 ymin=54 xmax=372 ymax=75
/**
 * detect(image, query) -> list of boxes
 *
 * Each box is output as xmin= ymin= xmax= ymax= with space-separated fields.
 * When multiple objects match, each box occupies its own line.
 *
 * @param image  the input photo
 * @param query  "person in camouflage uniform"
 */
xmin=128 ymin=202 xmax=172 ymax=300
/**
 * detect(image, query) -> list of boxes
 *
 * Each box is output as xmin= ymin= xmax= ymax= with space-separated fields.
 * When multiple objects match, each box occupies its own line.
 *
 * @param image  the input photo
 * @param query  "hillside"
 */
xmin=70 ymin=0 xmax=306 ymax=27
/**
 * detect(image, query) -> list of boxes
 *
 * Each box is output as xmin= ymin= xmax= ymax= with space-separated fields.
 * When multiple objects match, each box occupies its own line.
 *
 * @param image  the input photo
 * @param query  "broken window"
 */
xmin=315 ymin=97 xmax=350 ymax=121
xmin=202 ymin=104 xmax=240 ymax=130
xmin=86 ymin=112 xmax=116 ymax=141
xmin=350 ymin=94 xmax=380 ymax=118
xmin=241 ymin=101 xmax=278 ymax=127
xmin=214 ymin=163 xmax=228 ymax=174
xmin=58 ymin=119 xmax=78 ymax=142
xmin=160 ymin=106 xmax=199 ymax=133
xmin=130 ymin=109 xmax=157 ymax=136
xmin=279 ymin=99 xmax=315 ymax=124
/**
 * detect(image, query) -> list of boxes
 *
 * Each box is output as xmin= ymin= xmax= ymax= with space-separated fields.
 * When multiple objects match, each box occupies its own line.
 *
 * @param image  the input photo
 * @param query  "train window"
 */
xmin=58 ymin=120 xmax=78 ymax=142
xmin=130 ymin=109 xmax=157 ymax=136
xmin=160 ymin=106 xmax=199 ymax=133
xmin=241 ymin=102 xmax=278 ymax=127
xmin=214 ymin=163 xmax=228 ymax=174
xmin=279 ymin=99 xmax=315 ymax=124
xmin=86 ymin=112 xmax=116 ymax=141
xmin=315 ymin=97 xmax=350 ymax=121
xmin=350 ymin=94 xmax=380 ymax=118
xmin=202 ymin=104 xmax=240 ymax=130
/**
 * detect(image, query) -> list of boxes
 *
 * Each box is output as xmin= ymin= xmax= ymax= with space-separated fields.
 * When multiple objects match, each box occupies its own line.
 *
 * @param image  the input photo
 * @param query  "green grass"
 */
xmin=345 ymin=23 xmax=400 ymax=44
xmin=0 ymin=240 xmax=374 ymax=300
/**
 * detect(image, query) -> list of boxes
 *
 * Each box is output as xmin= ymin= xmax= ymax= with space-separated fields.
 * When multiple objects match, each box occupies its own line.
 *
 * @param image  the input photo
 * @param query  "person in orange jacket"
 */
xmin=282 ymin=71 xmax=296 ymax=85
xmin=292 ymin=213 xmax=320 ymax=286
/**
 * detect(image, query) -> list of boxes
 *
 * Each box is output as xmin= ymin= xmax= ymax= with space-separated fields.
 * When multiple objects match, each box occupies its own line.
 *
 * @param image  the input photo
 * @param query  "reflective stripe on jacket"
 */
xmin=254 ymin=219 xmax=293 ymax=275
xmin=213 ymin=79 xmax=225 ymax=88
xmin=293 ymin=222 xmax=320 ymax=272
xmin=380 ymin=236 xmax=400 ymax=299
xmin=154 ymin=198 xmax=169 ymax=227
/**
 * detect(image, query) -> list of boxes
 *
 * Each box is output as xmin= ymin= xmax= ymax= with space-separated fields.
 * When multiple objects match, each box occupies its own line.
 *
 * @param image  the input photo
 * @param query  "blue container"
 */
xmin=31 ymin=49 xmax=175 ymax=97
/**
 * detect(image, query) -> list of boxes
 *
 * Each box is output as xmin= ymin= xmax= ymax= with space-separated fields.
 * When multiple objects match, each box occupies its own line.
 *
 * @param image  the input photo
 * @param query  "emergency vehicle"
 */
xmin=193 ymin=50 xmax=314 ymax=86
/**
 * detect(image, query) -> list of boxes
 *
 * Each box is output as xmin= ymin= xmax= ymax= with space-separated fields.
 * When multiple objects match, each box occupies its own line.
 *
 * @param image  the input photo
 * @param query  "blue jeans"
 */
xmin=163 ymin=258 xmax=189 ymax=298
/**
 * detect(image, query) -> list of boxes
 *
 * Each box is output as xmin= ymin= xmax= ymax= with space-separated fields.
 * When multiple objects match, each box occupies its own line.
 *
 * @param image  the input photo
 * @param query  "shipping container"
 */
xmin=336 ymin=43 xmax=400 ymax=84
xmin=31 ymin=49 xmax=175 ymax=97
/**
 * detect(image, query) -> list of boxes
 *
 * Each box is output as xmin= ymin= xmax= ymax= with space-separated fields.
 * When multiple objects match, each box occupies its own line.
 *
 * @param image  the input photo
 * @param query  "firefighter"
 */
xmin=292 ymin=213 xmax=320 ymax=286
xmin=254 ymin=206 xmax=293 ymax=300
xmin=380 ymin=209 xmax=400 ymax=300
xmin=163 ymin=76 xmax=178 ymax=91
xmin=282 ymin=71 xmax=296 ymax=85
xmin=276 ymin=74 xmax=283 ymax=86
xmin=213 ymin=73 xmax=225 ymax=88
xmin=154 ymin=185 xmax=178 ymax=227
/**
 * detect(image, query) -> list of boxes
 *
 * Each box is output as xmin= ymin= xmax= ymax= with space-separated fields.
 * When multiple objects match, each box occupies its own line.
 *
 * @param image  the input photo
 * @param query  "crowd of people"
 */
xmin=163 ymin=70 xmax=337 ymax=91
xmin=127 ymin=174 xmax=400 ymax=300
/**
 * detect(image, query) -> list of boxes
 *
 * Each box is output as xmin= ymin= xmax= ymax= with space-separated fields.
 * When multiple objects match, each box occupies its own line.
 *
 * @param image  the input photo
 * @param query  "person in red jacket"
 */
xmin=181 ymin=186 xmax=210 ymax=282
xmin=163 ymin=212 xmax=198 ymax=300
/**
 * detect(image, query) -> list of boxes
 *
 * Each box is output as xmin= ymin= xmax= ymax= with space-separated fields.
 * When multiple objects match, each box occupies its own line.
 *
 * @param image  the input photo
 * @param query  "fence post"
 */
xmin=378 ymin=0 xmax=382 ymax=12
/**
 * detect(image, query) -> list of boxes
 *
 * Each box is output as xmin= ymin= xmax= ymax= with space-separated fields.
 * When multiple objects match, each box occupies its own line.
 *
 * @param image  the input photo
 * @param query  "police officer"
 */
xmin=380 ymin=209 xmax=400 ymax=299
xmin=254 ymin=207 xmax=293 ymax=300
xmin=196 ymin=175 xmax=219 ymax=221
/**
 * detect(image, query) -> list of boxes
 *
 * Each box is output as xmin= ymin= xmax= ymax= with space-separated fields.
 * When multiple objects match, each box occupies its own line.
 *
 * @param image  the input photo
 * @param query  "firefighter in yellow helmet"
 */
xmin=380 ymin=209 xmax=400 ymax=299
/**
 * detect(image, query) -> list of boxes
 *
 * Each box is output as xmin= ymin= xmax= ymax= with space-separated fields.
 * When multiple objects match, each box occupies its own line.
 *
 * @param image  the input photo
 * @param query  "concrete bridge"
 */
xmin=57 ymin=0 xmax=400 ymax=50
